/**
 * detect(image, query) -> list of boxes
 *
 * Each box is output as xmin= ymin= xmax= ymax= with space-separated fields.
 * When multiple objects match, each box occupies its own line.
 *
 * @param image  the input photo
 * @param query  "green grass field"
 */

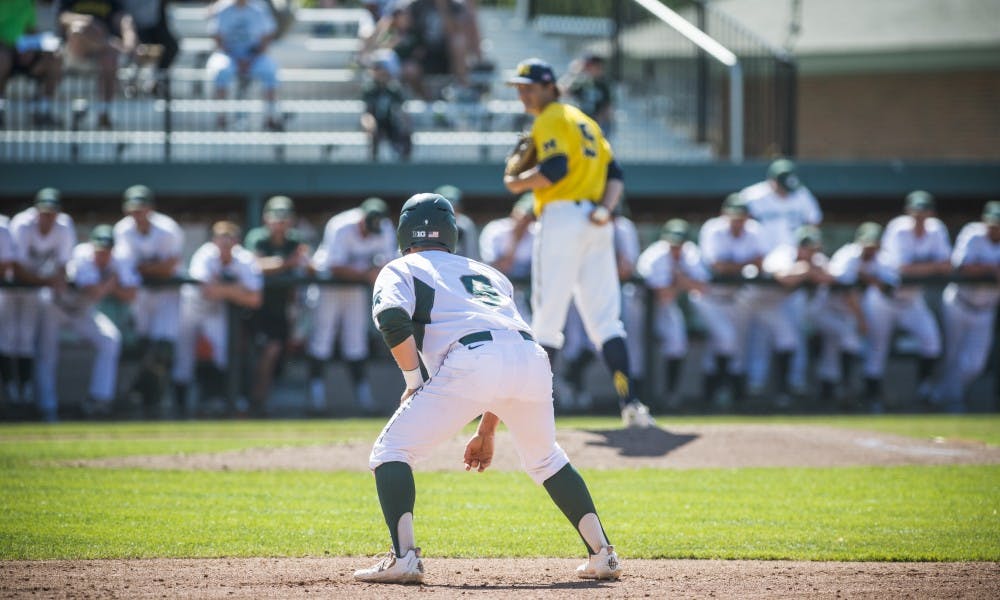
xmin=1 ymin=415 xmax=998 ymax=562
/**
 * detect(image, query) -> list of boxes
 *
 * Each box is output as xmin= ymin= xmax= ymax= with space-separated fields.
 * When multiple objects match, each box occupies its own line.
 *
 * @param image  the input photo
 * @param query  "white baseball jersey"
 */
xmin=185 ymin=241 xmax=263 ymax=311
xmin=637 ymin=240 xmax=708 ymax=358
xmin=9 ymin=207 xmax=76 ymax=276
xmin=113 ymin=212 xmax=184 ymax=272
xmin=0 ymin=215 xmax=14 ymax=264
xmin=478 ymin=217 xmax=536 ymax=280
xmin=373 ymin=250 xmax=530 ymax=377
xmin=312 ymin=208 xmax=398 ymax=273
xmin=881 ymin=215 xmax=952 ymax=301
xmin=699 ymin=215 xmax=767 ymax=297
xmin=0 ymin=215 xmax=14 ymax=355
xmin=948 ymin=222 xmax=1000 ymax=309
xmin=827 ymin=243 xmax=899 ymax=291
xmin=56 ymin=243 xmax=141 ymax=316
xmin=741 ymin=181 xmax=822 ymax=251
xmin=210 ymin=0 xmax=277 ymax=60
xmin=368 ymin=249 xmax=568 ymax=485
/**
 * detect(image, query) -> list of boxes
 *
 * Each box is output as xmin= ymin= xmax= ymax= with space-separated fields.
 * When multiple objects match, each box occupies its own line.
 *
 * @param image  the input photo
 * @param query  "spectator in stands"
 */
xmin=172 ymin=221 xmax=262 ymax=417
xmin=433 ymin=184 xmax=478 ymax=260
xmin=207 ymin=0 xmax=282 ymax=131
xmin=8 ymin=189 xmax=77 ymax=409
xmin=0 ymin=0 xmax=63 ymax=128
xmin=59 ymin=0 xmax=137 ymax=129
xmin=562 ymin=53 xmax=613 ymax=136
xmin=36 ymin=225 xmax=138 ymax=421
xmin=403 ymin=0 xmax=482 ymax=99
xmin=244 ymin=195 xmax=309 ymax=417
xmin=361 ymin=49 xmax=412 ymax=161
xmin=112 ymin=185 xmax=184 ymax=415
xmin=358 ymin=2 xmax=419 ymax=82
xmin=121 ymin=0 xmax=179 ymax=95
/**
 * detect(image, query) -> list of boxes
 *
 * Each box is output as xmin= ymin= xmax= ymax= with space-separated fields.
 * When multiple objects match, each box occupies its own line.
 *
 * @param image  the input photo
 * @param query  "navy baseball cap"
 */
xmin=767 ymin=159 xmax=800 ymax=191
xmin=34 ymin=187 xmax=61 ymax=212
xmin=122 ymin=184 xmax=154 ymax=211
xmin=507 ymin=58 xmax=557 ymax=85
xmin=854 ymin=222 xmax=883 ymax=246
xmin=90 ymin=224 xmax=115 ymax=249
xmin=660 ymin=219 xmax=690 ymax=244
xmin=905 ymin=190 xmax=935 ymax=212
xmin=982 ymin=201 xmax=1000 ymax=224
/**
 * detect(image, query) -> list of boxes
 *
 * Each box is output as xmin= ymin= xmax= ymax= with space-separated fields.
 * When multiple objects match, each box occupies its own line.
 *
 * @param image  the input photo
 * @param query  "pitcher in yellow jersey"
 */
xmin=503 ymin=58 xmax=653 ymax=428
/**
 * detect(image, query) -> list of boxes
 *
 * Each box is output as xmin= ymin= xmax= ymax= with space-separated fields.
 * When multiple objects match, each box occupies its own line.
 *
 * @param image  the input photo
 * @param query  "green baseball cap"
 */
xmin=360 ymin=196 xmax=389 ymax=231
xmin=722 ymin=193 xmax=749 ymax=216
xmin=433 ymin=185 xmax=463 ymax=210
xmin=854 ymin=222 xmax=883 ymax=246
xmin=264 ymin=195 xmax=295 ymax=219
xmin=660 ymin=219 xmax=690 ymax=245
xmin=90 ymin=224 xmax=115 ymax=249
xmin=34 ymin=187 xmax=61 ymax=212
xmin=904 ymin=190 xmax=935 ymax=212
xmin=767 ymin=158 xmax=800 ymax=191
xmin=796 ymin=224 xmax=822 ymax=247
xmin=983 ymin=201 xmax=1000 ymax=224
xmin=122 ymin=185 xmax=154 ymax=211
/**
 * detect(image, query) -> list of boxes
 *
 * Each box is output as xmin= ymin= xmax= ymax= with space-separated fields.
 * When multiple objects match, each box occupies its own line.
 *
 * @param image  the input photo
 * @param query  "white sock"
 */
xmin=396 ymin=512 xmax=415 ymax=555
xmin=577 ymin=513 xmax=609 ymax=554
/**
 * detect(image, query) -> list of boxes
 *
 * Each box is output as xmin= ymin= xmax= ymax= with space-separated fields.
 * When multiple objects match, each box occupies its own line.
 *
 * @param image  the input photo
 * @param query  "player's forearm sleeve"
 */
xmin=538 ymin=155 xmax=568 ymax=183
xmin=606 ymin=159 xmax=624 ymax=182
xmin=375 ymin=307 xmax=414 ymax=348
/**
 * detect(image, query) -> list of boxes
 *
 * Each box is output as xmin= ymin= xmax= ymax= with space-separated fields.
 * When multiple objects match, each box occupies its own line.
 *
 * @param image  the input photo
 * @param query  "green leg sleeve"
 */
xmin=374 ymin=461 xmax=416 ymax=556
xmin=543 ymin=463 xmax=609 ymax=554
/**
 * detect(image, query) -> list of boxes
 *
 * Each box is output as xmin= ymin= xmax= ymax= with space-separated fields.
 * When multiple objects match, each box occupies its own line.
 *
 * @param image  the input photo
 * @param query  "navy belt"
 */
xmin=459 ymin=330 xmax=534 ymax=346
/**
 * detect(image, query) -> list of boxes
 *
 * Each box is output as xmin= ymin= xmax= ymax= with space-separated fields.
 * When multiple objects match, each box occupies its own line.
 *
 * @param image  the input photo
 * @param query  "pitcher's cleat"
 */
xmin=621 ymin=400 xmax=655 ymax=428
xmin=353 ymin=547 xmax=424 ymax=584
xmin=576 ymin=545 xmax=622 ymax=580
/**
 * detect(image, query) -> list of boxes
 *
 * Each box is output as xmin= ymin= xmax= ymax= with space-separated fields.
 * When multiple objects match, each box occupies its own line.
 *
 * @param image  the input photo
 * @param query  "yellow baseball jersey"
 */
xmin=530 ymin=102 xmax=613 ymax=214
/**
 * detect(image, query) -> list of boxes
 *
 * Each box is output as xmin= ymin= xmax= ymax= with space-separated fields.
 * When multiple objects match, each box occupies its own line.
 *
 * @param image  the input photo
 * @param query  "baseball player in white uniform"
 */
xmin=813 ymin=223 xmax=891 ymax=407
xmin=934 ymin=201 xmax=1000 ymax=412
xmin=113 ymin=185 xmax=185 ymax=408
xmin=741 ymin=159 xmax=822 ymax=393
xmin=760 ymin=226 xmax=833 ymax=409
xmin=355 ymin=193 xmax=621 ymax=584
xmin=636 ymin=219 xmax=709 ymax=409
xmin=694 ymin=194 xmax=767 ymax=409
xmin=308 ymin=198 xmax=397 ymax=415
xmin=433 ymin=185 xmax=479 ymax=260
xmin=36 ymin=225 xmax=139 ymax=421
xmin=0 ymin=213 xmax=16 ymax=400
xmin=8 ymin=189 xmax=76 ymax=406
xmin=877 ymin=190 xmax=951 ymax=408
xmin=172 ymin=221 xmax=262 ymax=415
xmin=478 ymin=193 xmax=536 ymax=318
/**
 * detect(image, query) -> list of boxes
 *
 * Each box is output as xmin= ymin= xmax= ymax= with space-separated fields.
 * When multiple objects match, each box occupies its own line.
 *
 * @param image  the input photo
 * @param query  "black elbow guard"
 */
xmin=375 ymin=307 xmax=414 ymax=348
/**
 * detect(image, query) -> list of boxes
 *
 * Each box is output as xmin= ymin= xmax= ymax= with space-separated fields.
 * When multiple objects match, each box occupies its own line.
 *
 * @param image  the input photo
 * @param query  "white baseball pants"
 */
xmin=130 ymin=289 xmax=180 ymax=342
xmin=172 ymin=297 xmax=228 ymax=383
xmin=3 ymin=289 xmax=43 ymax=356
xmin=689 ymin=292 xmax=749 ymax=374
xmin=810 ymin=301 xmax=863 ymax=382
xmin=370 ymin=331 xmax=570 ymax=485
xmin=935 ymin=290 xmax=996 ymax=404
xmin=531 ymin=201 xmax=625 ymax=350
xmin=861 ymin=291 xmax=941 ymax=378
xmin=309 ymin=287 xmax=371 ymax=361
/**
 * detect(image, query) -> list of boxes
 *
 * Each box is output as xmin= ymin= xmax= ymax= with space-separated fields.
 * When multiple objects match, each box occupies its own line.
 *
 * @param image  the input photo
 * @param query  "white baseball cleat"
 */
xmin=621 ymin=401 xmax=655 ymax=428
xmin=576 ymin=545 xmax=623 ymax=580
xmin=353 ymin=547 xmax=425 ymax=584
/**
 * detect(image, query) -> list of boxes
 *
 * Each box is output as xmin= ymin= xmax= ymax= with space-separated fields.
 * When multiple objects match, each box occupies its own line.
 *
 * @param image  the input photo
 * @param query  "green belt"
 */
xmin=458 ymin=330 xmax=534 ymax=346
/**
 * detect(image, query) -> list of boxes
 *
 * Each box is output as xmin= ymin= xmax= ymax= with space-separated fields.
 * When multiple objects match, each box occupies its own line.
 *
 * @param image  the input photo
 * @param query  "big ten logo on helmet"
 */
xmin=412 ymin=231 xmax=440 ymax=239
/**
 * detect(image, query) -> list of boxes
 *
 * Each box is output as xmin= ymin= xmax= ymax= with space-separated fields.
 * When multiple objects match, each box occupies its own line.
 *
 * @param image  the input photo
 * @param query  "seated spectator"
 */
xmin=0 ymin=0 xmax=63 ymax=128
xmin=357 ymin=3 xmax=419 ymax=84
xmin=120 ymin=0 xmax=178 ymax=95
xmin=207 ymin=0 xmax=282 ymax=131
xmin=562 ymin=53 xmax=613 ymax=135
xmin=361 ymin=49 xmax=412 ymax=161
xmin=58 ymin=0 xmax=136 ymax=129
xmin=403 ymin=0 xmax=483 ymax=99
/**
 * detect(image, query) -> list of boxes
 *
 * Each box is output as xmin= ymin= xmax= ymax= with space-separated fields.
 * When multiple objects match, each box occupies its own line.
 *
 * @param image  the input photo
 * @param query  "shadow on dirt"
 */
xmin=583 ymin=427 xmax=698 ymax=458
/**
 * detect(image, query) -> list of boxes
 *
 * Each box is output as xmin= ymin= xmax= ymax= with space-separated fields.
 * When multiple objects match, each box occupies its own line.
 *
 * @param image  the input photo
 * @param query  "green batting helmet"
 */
xmin=397 ymin=193 xmax=458 ymax=253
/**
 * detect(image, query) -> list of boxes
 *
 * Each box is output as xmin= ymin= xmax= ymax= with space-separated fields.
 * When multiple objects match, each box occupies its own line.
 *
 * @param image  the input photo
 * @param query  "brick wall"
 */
xmin=798 ymin=69 xmax=1000 ymax=160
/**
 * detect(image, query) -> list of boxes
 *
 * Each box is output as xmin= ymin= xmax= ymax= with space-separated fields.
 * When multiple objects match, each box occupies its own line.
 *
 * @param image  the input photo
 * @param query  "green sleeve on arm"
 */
xmin=375 ymin=307 xmax=414 ymax=348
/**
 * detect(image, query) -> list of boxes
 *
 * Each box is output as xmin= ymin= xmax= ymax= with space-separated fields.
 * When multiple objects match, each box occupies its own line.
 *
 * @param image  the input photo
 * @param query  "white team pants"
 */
xmin=861 ymin=290 xmax=941 ymax=378
xmin=653 ymin=301 xmax=688 ymax=359
xmin=810 ymin=301 xmax=863 ymax=382
xmin=689 ymin=291 xmax=749 ymax=374
xmin=935 ymin=289 xmax=996 ymax=404
xmin=131 ymin=289 xmax=180 ymax=342
xmin=308 ymin=287 xmax=371 ymax=361
xmin=531 ymin=201 xmax=625 ymax=349
xmin=36 ymin=302 xmax=122 ymax=411
xmin=369 ymin=331 xmax=570 ymax=485
xmin=172 ymin=296 xmax=228 ymax=383
xmin=3 ymin=289 xmax=43 ymax=357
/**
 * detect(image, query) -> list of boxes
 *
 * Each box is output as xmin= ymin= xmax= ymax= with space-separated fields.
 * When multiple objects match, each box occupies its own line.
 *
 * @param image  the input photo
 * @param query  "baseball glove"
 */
xmin=504 ymin=132 xmax=537 ymax=176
